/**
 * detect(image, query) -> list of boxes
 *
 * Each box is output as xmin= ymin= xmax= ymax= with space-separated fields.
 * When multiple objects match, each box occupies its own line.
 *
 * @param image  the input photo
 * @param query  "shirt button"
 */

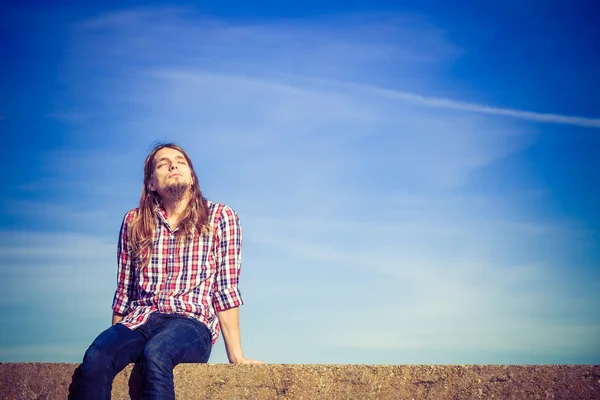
xmin=169 ymin=255 xmax=174 ymax=260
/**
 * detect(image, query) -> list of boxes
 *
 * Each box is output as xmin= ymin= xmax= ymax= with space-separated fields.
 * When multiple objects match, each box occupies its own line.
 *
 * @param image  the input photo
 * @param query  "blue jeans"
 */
xmin=75 ymin=312 xmax=212 ymax=400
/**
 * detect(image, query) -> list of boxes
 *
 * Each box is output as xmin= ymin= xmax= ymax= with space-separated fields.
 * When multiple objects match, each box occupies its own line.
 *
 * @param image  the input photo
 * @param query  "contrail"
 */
xmin=338 ymin=80 xmax=600 ymax=128
xmin=157 ymin=70 xmax=600 ymax=129
xmin=291 ymin=74 xmax=600 ymax=128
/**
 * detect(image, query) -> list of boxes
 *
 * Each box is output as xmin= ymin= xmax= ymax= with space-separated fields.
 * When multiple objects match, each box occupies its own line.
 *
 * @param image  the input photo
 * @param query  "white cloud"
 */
xmin=91 ymin=69 xmax=535 ymax=194
xmin=71 ymin=8 xmax=599 ymax=129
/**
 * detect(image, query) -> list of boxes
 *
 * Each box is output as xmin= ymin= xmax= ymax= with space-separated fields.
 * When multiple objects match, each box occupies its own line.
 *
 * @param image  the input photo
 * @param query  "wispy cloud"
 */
xmin=90 ymin=69 xmax=535 ymax=193
xmin=241 ymin=183 xmax=600 ymax=362
xmin=71 ymin=8 xmax=599 ymax=129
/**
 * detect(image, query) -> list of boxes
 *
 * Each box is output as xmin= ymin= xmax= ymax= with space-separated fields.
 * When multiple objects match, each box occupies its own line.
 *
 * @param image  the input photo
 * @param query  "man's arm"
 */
xmin=213 ymin=206 xmax=263 ymax=364
xmin=217 ymin=307 xmax=263 ymax=364
xmin=111 ymin=210 xmax=137 ymax=323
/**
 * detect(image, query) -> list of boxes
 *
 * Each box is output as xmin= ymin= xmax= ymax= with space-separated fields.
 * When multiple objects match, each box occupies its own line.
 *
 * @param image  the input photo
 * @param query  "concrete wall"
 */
xmin=0 ymin=363 xmax=599 ymax=399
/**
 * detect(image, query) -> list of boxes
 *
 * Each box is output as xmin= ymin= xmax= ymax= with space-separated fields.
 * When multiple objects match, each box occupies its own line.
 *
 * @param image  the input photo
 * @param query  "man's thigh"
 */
xmin=143 ymin=315 xmax=212 ymax=364
xmin=85 ymin=323 xmax=147 ymax=369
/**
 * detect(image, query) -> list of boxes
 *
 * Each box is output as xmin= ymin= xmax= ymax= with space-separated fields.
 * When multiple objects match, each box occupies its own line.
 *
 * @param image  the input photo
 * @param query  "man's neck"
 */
xmin=161 ymin=195 xmax=191 ymax=230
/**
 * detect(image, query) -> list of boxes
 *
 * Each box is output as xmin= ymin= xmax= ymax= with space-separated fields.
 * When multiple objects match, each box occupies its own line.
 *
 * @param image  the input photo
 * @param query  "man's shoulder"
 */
xmin=123 ymin=208 xmax=139 ymax=223
xmin=205 ymin=200 xmax=238 ymax=223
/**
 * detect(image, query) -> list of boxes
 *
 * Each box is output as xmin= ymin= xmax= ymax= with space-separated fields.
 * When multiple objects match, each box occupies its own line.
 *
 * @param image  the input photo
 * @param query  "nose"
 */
xmin=169 ymin=163 xmax=178 ymax=171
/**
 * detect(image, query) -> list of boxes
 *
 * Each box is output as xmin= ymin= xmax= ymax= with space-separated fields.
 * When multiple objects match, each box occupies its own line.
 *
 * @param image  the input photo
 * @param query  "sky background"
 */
xmin=1 ymin=0 xmax=599 ymax=364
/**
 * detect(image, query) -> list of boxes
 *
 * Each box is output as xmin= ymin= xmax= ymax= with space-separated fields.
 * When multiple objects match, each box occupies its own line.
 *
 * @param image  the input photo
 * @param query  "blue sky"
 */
xmin=1 ymin=0 xmax=599 ymax=364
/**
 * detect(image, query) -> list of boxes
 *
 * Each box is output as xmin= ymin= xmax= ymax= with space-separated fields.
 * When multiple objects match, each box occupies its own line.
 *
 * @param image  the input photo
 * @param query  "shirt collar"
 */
xmin=155 ymin=206 xmax=170 ymax=226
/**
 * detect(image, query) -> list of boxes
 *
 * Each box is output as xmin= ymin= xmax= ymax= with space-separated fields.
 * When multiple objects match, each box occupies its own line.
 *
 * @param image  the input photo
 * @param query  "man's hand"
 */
xmin=216 ymin=307 xmax=264 ymax=364
xmin=112 ymin=311 xmax=125 ymax=326
xmin=231 ymin=357 xmax=265 ymax=365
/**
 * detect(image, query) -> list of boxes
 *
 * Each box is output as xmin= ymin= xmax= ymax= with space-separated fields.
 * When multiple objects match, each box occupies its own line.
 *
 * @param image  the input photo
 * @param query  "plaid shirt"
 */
xmin=112 ymin=200 xmax=244 ymax=345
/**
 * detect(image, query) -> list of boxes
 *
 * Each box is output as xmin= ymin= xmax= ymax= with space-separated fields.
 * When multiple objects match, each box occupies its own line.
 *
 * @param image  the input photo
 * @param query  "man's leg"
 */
xmin=139 ymin=314 xmax=212 ymax=400
xmin=76 ymin=323 xmax=147 ymax=400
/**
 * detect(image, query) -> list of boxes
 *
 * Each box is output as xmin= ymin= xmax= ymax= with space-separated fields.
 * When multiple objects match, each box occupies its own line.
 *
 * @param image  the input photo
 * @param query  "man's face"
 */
xmin=149 ymin=147 xmax=194 ymax=200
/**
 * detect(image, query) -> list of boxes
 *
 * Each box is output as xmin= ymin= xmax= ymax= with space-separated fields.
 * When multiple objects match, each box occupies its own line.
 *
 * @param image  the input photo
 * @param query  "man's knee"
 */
xmin=84 ymin=341 xmax=115 ymax=365
xmin=141 ymin=343 xmax=174 ymax=372
xmin=81 ymin=327 xmax=127 ymax=373
xmin=79 ymin=344 xmax=116 ymax=380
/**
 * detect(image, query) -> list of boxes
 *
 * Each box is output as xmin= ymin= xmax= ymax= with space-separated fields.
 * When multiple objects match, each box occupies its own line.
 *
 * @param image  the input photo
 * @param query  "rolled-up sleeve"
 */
xmin=112 ymin=209 xmax=137 ymax=315
xmin=213 ymin=205 xmax=244 ymax=311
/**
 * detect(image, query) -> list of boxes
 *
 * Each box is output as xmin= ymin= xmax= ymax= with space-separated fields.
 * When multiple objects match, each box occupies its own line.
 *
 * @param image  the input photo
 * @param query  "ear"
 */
xmin=148 ymin=182 xmax=156 ymax=192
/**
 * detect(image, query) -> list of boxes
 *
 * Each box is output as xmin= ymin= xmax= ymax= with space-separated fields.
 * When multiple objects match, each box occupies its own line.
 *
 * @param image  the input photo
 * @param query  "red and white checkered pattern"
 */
xmin=112 ymin=201 xmax=244 ymax=345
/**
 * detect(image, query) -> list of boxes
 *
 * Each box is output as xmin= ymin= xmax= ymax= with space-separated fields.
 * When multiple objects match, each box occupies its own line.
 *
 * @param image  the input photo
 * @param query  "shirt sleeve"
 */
xmin=112 ymin=209 xmax=137 ymax=315
xmin=212 ymin=205 xmax=244 ymax=311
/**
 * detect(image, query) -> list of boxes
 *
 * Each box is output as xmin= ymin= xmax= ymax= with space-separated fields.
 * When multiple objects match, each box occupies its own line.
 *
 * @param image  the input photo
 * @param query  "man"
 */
xmin=76 ymin=143 xmax=262 ymax=400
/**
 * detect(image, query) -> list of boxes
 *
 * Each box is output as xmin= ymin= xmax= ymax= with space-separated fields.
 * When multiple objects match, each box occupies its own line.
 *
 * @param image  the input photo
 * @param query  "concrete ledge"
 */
xmin=0 ymin=363 xmax=599 ymax=399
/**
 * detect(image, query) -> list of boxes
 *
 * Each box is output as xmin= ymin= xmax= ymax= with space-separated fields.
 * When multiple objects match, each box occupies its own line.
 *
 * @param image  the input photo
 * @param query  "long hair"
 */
xmin=130 ymin=143 xmax=211 ymax=268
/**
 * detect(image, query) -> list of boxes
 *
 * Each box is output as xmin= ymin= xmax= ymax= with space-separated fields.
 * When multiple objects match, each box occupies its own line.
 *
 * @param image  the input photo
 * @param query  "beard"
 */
xmin=164 ymin=182 xmax=190 ymax=201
